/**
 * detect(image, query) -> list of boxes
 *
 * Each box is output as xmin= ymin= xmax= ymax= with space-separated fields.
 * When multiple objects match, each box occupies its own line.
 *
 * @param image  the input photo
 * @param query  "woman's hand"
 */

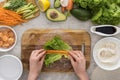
xmin=69 ymin=51 xmax=89 ymax=80
xmin=28 ymin=49 xmax=46 ymax=80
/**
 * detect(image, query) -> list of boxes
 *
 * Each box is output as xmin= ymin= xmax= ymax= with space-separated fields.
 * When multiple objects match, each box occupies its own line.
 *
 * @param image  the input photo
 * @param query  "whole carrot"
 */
xmin=66 ymin=0 xmax=73 ymax=11
xmin=61 ymin=7 xmax=66 ymax=13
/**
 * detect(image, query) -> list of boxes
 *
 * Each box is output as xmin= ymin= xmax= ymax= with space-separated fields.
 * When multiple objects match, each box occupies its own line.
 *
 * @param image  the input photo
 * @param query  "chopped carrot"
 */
xmin=66 ymin=0 xmax=73 ymax=11
xmin=0 ymin=8 xmax=25 ymax=26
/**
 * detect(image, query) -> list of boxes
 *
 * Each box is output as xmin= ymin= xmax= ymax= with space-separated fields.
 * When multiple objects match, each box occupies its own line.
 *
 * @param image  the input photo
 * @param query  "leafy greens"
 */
xmin=75 ymin=0 xmax=120 ymax=25
xmin=3 ymin=0 xmax=27 ymax=10
xmin=44 ymin=36 xmax=72 ymax=66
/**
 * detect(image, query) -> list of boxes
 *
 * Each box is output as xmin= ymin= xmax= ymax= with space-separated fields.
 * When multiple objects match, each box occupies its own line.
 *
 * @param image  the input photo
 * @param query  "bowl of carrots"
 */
xmin=0 ymin=26 xmax=17 ymax=52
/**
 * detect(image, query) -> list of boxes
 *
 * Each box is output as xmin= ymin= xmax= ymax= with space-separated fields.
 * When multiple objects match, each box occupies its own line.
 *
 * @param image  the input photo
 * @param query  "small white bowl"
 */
xmin=0 ymin=26 xmax=17 ymax=52
xmin=0 ymin=55 xmax=23 ymax=80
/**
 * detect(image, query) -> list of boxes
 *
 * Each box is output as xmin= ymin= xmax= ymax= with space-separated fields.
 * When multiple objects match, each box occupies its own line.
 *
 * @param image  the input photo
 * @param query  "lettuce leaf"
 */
xmin=44 ymin=36 xmax=72 ymax=66
xmin=92 ymin=3 xmax=120 ymax=25
xmin=3 ymin=0 xmax=27 ymax=10
xmin=44 ymin=54 xmax=62 ymax=66
xmin=75 ymin=0 xmax=120 ymax=25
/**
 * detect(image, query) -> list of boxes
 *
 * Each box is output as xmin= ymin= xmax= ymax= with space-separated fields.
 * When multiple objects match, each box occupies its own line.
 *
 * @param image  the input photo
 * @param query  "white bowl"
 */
xmin=0 ymin=55 xmax=23 ymax=80
xmin=0 ymin=26 xmax=17 ymax=52
xmin=93 ymin=37 xmax=120 ymax=70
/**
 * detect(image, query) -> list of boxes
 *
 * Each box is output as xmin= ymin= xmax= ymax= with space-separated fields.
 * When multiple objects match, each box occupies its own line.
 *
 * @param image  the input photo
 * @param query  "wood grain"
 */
xmin=21 ymin=29 xmax=91 ymax=72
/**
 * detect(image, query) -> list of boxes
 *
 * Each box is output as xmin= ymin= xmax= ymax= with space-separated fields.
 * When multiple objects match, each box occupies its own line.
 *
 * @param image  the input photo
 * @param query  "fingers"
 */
xmin=31 ymin=49 xmax=45 ymax=55
xmin=74 ymin=51 xmax=81 ymax=58
xmin=31 ymin=49 xmax=45 ymax=56
xmin=69 ymin=50 xmax=85 ymax=62
xmin=30 ymin=49 xmax=46 ymax=61
xmin=40 ymin=55 xmax=45 ymax=65
xmin=31 ymin=50 xmax=41 ymax=56
xmin=79 ymin=51 xmax=84 ymax=57
xmin=68 ymin=55 xmax=75 ymax=65
xmin=37 ymin=50 xmax=46 ymax=59
xmin=69 ymin=51 xmax=80 ymax=61
xmin=74 ymin=51 xmax=85 ymax=59
xmin=37 ymin=49 xmax=45 ymax=55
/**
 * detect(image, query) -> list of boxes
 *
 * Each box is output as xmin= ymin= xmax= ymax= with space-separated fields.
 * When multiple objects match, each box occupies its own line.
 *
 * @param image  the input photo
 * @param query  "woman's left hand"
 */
xmin=28 ymin=49 xmax=46 ymax=80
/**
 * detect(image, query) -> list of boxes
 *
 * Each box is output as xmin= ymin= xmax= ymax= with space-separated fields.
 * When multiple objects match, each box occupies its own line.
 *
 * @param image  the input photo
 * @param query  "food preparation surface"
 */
xmin=21 ymin=29 xmax=91 ymax=72
xmin=1 ymin=13 xmax=120 ymax=80
xmin=0 ymin=0 xmax=120 ymax=80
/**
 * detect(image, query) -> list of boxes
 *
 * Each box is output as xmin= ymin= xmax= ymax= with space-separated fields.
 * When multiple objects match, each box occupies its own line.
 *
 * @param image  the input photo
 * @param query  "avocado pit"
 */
xmin=50 ymin=11 xmax=58 ymax=19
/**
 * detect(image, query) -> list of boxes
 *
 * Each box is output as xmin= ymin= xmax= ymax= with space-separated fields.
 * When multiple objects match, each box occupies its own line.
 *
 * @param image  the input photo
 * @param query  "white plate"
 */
xmin=0 ymin=55 xmax=23 ymax=80
xmin=93 ymin=37 xmax=120 ymax=70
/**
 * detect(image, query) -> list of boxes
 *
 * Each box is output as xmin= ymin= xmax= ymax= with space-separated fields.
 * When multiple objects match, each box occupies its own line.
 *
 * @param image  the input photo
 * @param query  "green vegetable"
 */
xmin=46 ymin=8 xmax=67 ymax=22
xmin=44 ymin=36 xmax=72 ymax=66
xmin=92 ymin=3 xmax=120 ymax=25
xmin=54 ymin=0 xmax=61 ymax=8
xmin=74 ymin=0 xmax=120 ymax=25
xmin=3 ymin=0 xmax=27 ymax=10
xmin=23 ymin=8 xmax=39 ymax=18
xmin=75 ymin=0 xmax=101 ymax=9
xmin=92 ymin=8 xmax=102 ymax=21
xmin=45 ymin=54 xmax=62 ymax=66
xmin=16 ymin=3 xmax=39 ymax=19
xmin=44 ymin=36 xmax=72 ymax=50
xmin=71 ymin=8 xmax=92 ymax=21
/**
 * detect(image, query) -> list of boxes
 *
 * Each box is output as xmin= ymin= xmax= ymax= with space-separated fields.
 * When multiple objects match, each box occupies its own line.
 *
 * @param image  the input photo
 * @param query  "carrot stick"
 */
xmin=0 ymin=8 xmax=25 ymax=26
xmin=46 ymin=50 xmax=68 ymax=55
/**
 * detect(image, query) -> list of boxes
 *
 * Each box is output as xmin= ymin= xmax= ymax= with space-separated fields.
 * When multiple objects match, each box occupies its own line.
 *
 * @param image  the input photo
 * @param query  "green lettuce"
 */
xmin=92 ymin=3 xmax=120 ymax=25
xmin=44 ymin=36 xmax=72 ymax=66
xmin=3 ymin=0 xmax=27 ymax=10
xmin=75 ymin=0 xmax=120 ymax=25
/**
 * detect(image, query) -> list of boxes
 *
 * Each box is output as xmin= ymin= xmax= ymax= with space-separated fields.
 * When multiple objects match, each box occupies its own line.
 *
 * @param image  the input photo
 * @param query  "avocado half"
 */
xmin=46 ymin=8 xmax=67 ymax=22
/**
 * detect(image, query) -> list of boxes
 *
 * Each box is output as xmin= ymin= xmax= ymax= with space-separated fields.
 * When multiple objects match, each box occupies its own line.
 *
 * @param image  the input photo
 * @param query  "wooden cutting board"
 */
xmin=21 ymin=29 xmax=91 ymax=72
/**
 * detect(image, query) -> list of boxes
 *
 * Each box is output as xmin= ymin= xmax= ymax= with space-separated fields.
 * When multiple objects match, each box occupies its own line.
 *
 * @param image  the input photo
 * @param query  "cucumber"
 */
xmin=70 ymin=8 xmax=92 ymax=21
xmin=54 ymin=0 xmax=61 ymax=8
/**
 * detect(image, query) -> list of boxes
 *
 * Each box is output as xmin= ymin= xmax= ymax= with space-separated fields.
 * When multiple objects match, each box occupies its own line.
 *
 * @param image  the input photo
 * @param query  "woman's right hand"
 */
xmin=69 ymin=51 xmax=89 ymax=80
